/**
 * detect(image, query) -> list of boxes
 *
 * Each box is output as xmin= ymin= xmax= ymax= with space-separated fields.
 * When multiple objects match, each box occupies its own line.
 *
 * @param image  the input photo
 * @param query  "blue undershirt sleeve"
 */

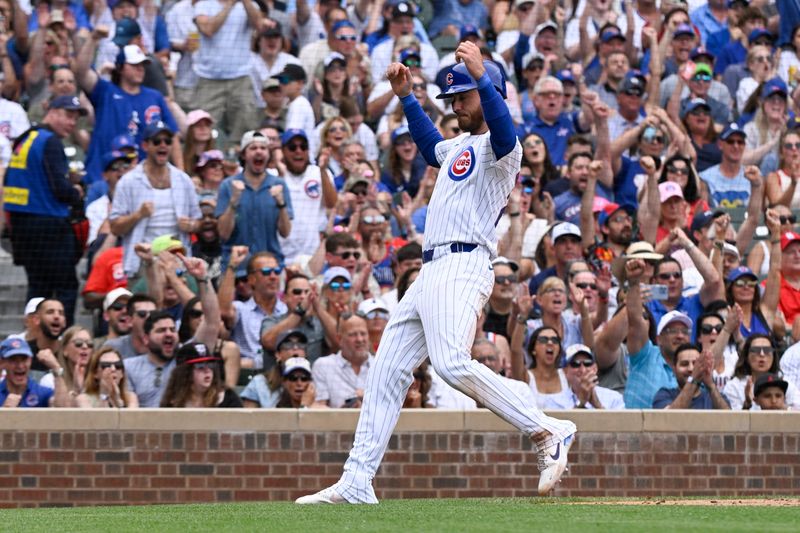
xmin=477 ymin=73 xmax=517 ymax=160
xmin=400 ymin=93 xmax=444 ymax=167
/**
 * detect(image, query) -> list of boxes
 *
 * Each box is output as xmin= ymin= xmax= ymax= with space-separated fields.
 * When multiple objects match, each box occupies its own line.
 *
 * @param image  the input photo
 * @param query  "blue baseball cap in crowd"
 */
xmin=619 ymin=70 xmax=646 ymax=95
xmin=112 ymin=133 xmax=136 ymax=151
xmin=788 ymin=114 xmax=800 ymax=130
xmin=0 ymin=337 xmax=33 ymax=359
xmin=719 ymin=122 xmax=747 ymax=140
xmin=281 ymin=128 xmax=307 ymax=146
xmin=113 ymin=17 xmax=141 ymax=47
xmin=726 ymin=265 xmax=758 ymax=284
xmin=761 ymin=77 xmax=788 ymax=99
xmin=727 ymin=0 xmax=749 ymax=6
xmin=690 ymin=46 xmax=715 ymax=62
xmin=460 ymin=24 xmax=482 ymax=41
xmin=391 ymin=126 xmax=412 ymax=144
xmin=102 ymin=150 xmax=129 ymax=171
xmin=673 ymin=23 xmax=695 ymax=39
xmin=555 ymin=69 xmax=576 ymax=85
xmin=748 ymin=28 xmax=774 ymax=44
xmin=690 ymin=209 xmax=725 ymax=234
xmin=142 ymin=120 xmax=173 ymax=141
xmin=331 ymin=20 xmax=355 ymax=34
xmin=108 ymin=0 xmax=136 ymax=8
xmin=681 ymin=97 xmax=711 ymax=118
xmin=600 ymin=27 xmax=625 ymax=43
xmin=399 ymin=47 xmax=421 ymax=64
xmin=49 ymin=95 xmax=88 ymax=115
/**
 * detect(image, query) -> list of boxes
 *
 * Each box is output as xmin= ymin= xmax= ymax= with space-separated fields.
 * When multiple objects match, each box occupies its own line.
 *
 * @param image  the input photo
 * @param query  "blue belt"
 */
xmin=422 ymin=242 xmax=478 ymax=263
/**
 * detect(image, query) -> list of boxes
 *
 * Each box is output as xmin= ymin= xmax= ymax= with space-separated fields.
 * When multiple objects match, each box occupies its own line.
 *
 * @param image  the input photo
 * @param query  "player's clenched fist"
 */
xmin=454 ymin=41 xmax=486 ymax=80
xmin=386 ymin=63 xmax=413 ymax=98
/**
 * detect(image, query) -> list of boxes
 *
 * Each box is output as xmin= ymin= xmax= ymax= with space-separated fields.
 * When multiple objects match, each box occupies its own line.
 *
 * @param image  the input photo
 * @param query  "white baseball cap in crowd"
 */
xmin=551 ymin=222 xmax=581 ymax=243
xmin=282 ymin=357 xmax=312 ymax=376
xmin=23 ymin=297 xmax=45 ymax=316
xmin=491 ymin=256 xmax=520 ymax=272
xmin=357 ymin=298 xmax=389 ymax=316
xmin=103 ymin=288 xmax=133 ymax=312
xmin=565 ymin=344 xmax=594 ymax=364
xmin=656 ymin=310 xmax=693 ymax=336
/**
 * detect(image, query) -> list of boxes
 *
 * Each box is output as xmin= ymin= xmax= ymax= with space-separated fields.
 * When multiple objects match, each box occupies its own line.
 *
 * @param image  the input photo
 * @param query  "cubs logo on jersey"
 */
xmin=305 ymin=180 xmax=321 ymax=199
xmin=448 ymin=146 xmax=475 ymax=182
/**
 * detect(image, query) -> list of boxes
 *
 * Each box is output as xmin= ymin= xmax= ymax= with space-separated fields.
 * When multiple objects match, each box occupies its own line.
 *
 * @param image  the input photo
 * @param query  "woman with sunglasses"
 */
xmin=76 ymin=347 xmax=138 ymax=408
xmin=161 ymin=342 xmax=243 ymax=408
xmin=521 ymin=133 xmax=562 ymax=202
xmin=657 ymin=154 xmax=709 ymax=224
xmin=765 ymin=130 xmax=800 ymax=208
xmin=316 ymin=117 xmax=353 ymax=179
xmin=39 ymin=326 xmax=94 ymax=401
xmin=510 ymin=325 xmax=568 ymax=409
xmin=680 ymin=100 xmax=721 ymax=172
xmin=741 ymin=80 xmax=788 ymax=167
xmin=696 ymin=310 xmax=739 ymax=391
xmin=736 ymin=45 xmax=775 ymax=115
xmin=721 ymin=334 xmax=800 ymax=410
xmin=275 ymin=357 xmax=316 ymax=408
xmin=727 ymin=212 xmax=783 ymax=337
xmin=242 ymin=330 xmax=312 ymax=407
xmin=194 ymin=149 xmax=225 ymax=201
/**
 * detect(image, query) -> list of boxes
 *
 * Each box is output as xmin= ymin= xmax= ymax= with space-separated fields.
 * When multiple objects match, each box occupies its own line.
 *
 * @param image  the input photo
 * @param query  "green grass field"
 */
xmin=2 ymin=498 xmax=797 ymax=532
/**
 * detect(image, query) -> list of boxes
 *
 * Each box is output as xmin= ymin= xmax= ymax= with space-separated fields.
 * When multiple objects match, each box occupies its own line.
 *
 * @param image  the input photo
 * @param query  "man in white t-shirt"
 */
xmin=278 ymin=129 xmax=337 ymax=266
xmin=543 ymin=344 xmax=625 ymax=410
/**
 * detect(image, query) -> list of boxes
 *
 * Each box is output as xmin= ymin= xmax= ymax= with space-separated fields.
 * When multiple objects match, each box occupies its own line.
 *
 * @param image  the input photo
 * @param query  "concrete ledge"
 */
xmin=2 ymin=409 xmax=798 ymax=432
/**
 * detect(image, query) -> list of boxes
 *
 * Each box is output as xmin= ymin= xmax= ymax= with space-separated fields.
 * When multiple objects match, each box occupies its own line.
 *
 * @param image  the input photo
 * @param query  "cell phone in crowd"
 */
xmin=343 ymin=397 xmax=359 ymax=408
xmin=644 ymin=284 xmax=669 ymax=300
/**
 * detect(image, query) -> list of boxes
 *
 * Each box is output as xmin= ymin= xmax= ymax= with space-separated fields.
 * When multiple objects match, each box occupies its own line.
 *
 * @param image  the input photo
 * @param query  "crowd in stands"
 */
xmin=1 ymin=0 xmax=800 ymax=412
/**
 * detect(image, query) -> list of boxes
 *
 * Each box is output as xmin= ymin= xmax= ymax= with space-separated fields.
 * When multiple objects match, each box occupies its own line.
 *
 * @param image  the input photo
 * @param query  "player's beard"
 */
xmin=456 ymin=109 xmax=485 ymax=134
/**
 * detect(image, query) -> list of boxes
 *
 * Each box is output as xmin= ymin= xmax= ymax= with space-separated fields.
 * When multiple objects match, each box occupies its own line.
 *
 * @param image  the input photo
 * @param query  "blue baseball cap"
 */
xmin=112 ymin=133 xmax=136 ymax=151
xmin=460 ymin=24 xmax=482 ymax=41
xmin=726 ymin=265 xmax=757 ymax=284
xmin=681 ymin=97 xmax=712 ymax=119
xmin=673 ymin=23 xmax=695 ymax=39
xmin=49 ymin=95 xmax=88 ymax=115
xmin=108 ymin=0 xmax=136 ymax=8
xmin=399 ymin=47 xmax=421 ymax=63
xmin=112 ymin=17 xmax=141 ymax=47
xmin=690 ymin=209 xmax=725 ymax=234
xmin=331 ymin=20 xmax=355 ymax=35
xmin=281 ymin=128 xmax=307 ymax=146
xmin=102 ymin=150 xmax=129 ymax=171
xmin=788 ymin=114 xmax=800 ymax=130
xmin=555 ymin=69 xmax=576 ymax=85
xmin=0 ymin=337 xmax=33 ymax=359
xmin=761 ymin=77 xmax=788 ymax=99
xmin=719 ymin=122 xmax=747 ymax=141
xmin=620 ymin=70 xmax=646 ymax=95
xmin=142 ymin=120 xmax=173 ymax=141
xmin=690 ymin=46 xmax=715 ymax=62
xmin=391 ymin=126 xmax=412 ymax=144
xmin=600 ymin=28 xmax=625 ymax=43
xmin=748 ymin=28 xmax=774 ymax=44
xmin=727 ymin=0 xmax=749 ymax=6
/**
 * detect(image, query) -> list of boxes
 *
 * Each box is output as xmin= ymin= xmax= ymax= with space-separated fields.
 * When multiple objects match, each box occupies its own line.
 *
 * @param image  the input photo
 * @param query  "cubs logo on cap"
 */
xmin=446 ymin=72 xmax=453 ymax=86
xmin=448 ymin=146 xmax=475 ymax=182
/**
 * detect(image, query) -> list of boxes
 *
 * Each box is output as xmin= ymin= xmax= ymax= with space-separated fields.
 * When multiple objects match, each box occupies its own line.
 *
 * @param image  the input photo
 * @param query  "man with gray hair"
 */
xmin=522 ymin=75 xmax=592 ymax=165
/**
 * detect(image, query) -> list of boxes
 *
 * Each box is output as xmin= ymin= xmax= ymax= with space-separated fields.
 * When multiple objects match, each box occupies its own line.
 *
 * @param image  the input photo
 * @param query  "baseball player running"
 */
xmin=297 ymin=42 xmax=576 ymax=505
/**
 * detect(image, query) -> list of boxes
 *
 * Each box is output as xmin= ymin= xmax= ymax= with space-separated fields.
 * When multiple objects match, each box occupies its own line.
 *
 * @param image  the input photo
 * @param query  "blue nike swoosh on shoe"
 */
xmin=549 ymin=443 xmax=561 ymax=461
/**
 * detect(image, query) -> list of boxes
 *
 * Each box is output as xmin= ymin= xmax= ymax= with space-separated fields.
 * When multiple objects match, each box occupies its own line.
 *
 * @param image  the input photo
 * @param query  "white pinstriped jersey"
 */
xmin=424 ymin=132 xmax=522 ymax=258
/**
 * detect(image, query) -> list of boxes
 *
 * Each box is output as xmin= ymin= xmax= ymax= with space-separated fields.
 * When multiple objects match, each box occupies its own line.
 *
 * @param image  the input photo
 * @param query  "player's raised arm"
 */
xmin=455 ymin=42 xmax=517 ymax=161
xmin=389 ymin=63 xmax=444 ymax=167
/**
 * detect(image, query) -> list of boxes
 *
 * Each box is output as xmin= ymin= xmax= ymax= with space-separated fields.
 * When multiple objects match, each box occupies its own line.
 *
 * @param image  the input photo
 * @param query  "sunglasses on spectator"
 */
xmin=149 ymin=136 xmax=173 ymax=146
xmin=108 ymin=302 xmax=126 ymax=312
xmin=328 ymin=281 xmax=352 ymax=291
xmin=689 ymin=108 xmax=710 ymax=117
xmin=290 ymin=288 xmax=310 ymax=296
xmin=259 ymin=266 xmax=283 ymax=276
xmin=49 ymin=63 xmax=71 ymax=71
xmin=286 ymin=143 xmax=309 ymax=152
xmin=692 ymin=74 xmax=712 ymax=82
xmin=475 ymin=355 xmax=498 ymax=364
xmin=99 ymin=361 xmax=125 ymax=370
xmin=328 ymin=125 xmax=348 ymax=133
xmin=72 ymin=339 xmax=94 ymax=349
xmin=336 ymin=34 xmax=357 ymax=42
xmin=568 ymin=360 xmax=593 ymax=368
xmin=110 ymin=161 xmax=131 ymax=172
xmin=575 ymin=282 xmax=598 ymax=291
xmin=753 ymin=55 xmax=771 ymax=63
xmin=725 ymin=138 xmax=746 ymax=146
xmin=235 ymin=276 xmax=248 ymax=284
xmin=351 ymin=187 xmax=368 ymax=197
xmin=366 ymin=310 xmax=390 ymax=321
xmin=780 ymin=215 xmax=797 ymax=224
xmin=193 ymin=362 xmax=216 ymax=370
xmin=642 ymin=134 xmax=665 ymax=143
xmin=279 ymin=341 xmax=307 ymax=351
xmin=749 ymin=346 xmax=774 ymax=355
xmin=667 ymin=165 xmax=689 ymax=175
xmin=663 ymin=326 xmax=690 ymax=336
xmin=402 ymin=59 xmax=421 ymax=68
xmin=135 ymin=310 xmax=151 ymax=319
xmin=335 ymin=251 xmax=362 ymax=260
xmin=495 ymin=274 xmax=518 ymax=284
xmin=733 ymin=278 xmax=758 ymax=288
xmin=784 ymin=142 xmax=800 ymax=150
xmin=524 ymin=139 xmax=544 ymax=148
xmin=700 ymin=324 xmax=724 ymax=335
xmin=657 ymin=272 xmax=681 ymax=281
xmin=536 ymin=335 xmax=560 ymax=345
xmin=362 ymin=215 xmax=386 ymax=224
xmin=412 ymin=83 xmax=426 ymax=91
xmin=285 ymin=374 xmax=312 ymax=382
xmin=188 ymin=309 xmax=203 ymax=319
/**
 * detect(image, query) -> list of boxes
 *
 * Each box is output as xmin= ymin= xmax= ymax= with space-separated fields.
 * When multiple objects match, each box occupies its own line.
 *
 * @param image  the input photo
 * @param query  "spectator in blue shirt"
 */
xmin=646 ymin=232 xmax=724 ymax=337
xmin=427 ymin=0 xmax=488 ymax=40
xmin=690 ymin=0 xmax=728 ymax=45
xmin=713 ymin=8 xmax=768 ymax=76
xmin=652 ymin=343 xmax=732 ymax=409
xmin=0 ymin=337 xmax=66 ymax=408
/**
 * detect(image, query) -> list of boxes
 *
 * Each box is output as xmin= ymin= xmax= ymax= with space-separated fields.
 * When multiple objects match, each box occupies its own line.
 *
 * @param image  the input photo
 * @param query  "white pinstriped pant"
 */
xmin=332 ymin=246 xmax=576 ymax=503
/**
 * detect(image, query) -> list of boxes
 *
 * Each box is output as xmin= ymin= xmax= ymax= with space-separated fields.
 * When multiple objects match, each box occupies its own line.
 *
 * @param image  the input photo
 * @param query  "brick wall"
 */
xmin=0 ymin=410 xmax=798 ymax=507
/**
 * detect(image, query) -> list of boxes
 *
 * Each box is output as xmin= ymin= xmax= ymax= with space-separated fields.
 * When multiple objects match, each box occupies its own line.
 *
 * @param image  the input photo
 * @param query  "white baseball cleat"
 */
xmin=295 ymin=486 xmax=348 ymax=505
xmin=537 ymin=433 xmax=575 ymax=495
